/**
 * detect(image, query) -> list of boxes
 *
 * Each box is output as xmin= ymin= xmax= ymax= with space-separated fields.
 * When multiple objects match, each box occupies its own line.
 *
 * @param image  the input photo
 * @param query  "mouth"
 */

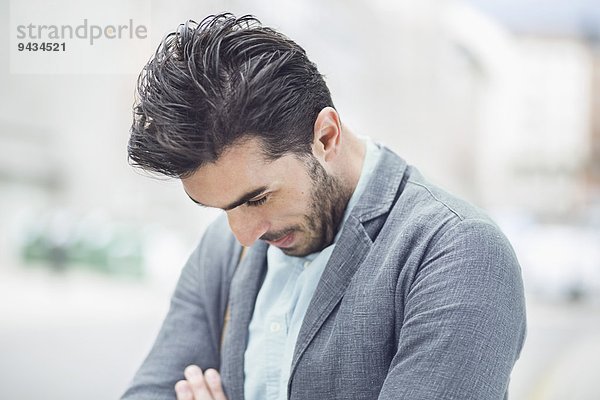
xmin=265 ymin=232 xmax=295 ymax=249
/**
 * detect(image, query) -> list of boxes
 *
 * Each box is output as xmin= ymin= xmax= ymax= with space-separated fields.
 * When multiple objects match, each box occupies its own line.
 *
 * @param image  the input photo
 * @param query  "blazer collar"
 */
xmin=349 ymin=145 xmax=408 ymax=224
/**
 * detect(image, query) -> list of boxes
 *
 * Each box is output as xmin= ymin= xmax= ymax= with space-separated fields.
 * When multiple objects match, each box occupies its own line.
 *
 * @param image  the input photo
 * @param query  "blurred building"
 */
xmin=589 ymin=38 xmax=600 ymax=210
xmin=461 ymin=0 xmax=600 ymax=219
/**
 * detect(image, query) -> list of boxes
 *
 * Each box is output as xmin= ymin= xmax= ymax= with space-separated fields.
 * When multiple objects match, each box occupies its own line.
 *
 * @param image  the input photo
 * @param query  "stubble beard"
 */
xmin=282 ymin=156 xmax=352 ymax=257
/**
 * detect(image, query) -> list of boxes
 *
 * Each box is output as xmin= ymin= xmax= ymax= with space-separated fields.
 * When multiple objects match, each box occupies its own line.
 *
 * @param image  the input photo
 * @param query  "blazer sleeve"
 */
xmin=378 ymin=218 xmax=527 ymax=400
xmin=121 ymin=215 xmax=240 ymax=400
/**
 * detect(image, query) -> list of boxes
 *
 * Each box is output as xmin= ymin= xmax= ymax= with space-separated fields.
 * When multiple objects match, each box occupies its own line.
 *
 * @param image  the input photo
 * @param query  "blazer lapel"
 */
xmin=220 ymin=241 xmax=268 ymax=400
xmin=289 ymin=147 xmax=408 ymax=382
xmin=289 ymin=217 xmax=373 ymax=378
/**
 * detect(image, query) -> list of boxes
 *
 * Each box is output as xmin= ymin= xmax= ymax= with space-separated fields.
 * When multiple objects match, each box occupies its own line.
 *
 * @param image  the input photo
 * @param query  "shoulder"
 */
xmin=375 ymin=162 xmax=522 ymax=282
xmin=387 ymin=164 xmax=504 ymax=242
xmin=191 ymin=213 xmax=238 ymax=260
xmin=392 ymin=167 xmax=522 ymax=291
xmin=404 ymin=166 xmax=491 ymax=224
xmin=184 ymin=213 xmax=241 ymax=286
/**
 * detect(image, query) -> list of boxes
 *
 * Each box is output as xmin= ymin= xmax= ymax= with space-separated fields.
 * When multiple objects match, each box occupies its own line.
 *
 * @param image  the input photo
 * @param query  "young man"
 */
xmin=122 ymin=13 xmax=526 ymax=400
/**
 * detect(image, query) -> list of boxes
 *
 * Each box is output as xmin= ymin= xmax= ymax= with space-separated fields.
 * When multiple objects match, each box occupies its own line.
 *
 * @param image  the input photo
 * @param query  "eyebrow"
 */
xmin=185 ymin=186 xmax=269 ymax=211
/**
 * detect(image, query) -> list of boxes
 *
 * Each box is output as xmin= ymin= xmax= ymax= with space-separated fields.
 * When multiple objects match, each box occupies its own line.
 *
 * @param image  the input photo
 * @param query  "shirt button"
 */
xmin=303 ymin=261 xmax=310 ymax=269
xmin=270 ymin=322 xmax=281 ymax=332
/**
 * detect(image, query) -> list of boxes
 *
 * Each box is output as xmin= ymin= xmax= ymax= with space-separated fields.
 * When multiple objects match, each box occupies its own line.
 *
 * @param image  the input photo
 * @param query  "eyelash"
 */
xmin=246 ymin=196 xmax=268 ymax=207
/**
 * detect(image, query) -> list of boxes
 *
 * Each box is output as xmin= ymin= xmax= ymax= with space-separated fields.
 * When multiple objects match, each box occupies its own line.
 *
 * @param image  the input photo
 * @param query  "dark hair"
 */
xmin=128 ymin=13 xmax=334 ymax=178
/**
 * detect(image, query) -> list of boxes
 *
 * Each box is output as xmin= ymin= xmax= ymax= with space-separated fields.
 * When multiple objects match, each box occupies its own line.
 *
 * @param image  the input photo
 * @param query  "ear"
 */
xmin=312 ymin=107 xmax=342 ymax=162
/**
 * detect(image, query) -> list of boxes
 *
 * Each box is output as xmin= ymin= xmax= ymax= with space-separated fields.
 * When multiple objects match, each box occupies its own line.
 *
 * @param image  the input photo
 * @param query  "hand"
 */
xmin=174 ymin=365 xmax=228 ymax=400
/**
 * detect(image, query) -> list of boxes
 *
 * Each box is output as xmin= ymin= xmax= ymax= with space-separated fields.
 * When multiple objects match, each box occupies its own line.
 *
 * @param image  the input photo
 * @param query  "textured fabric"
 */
xmin=121 ymin=145 xmax=527 ymax=400
xmin=244 ymin=138 xmax=382 ymax=400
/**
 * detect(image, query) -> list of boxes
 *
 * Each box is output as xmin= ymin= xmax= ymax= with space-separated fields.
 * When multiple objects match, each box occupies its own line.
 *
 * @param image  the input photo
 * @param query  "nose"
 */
xmin=226 ymin=209 xmax=270 ymax=247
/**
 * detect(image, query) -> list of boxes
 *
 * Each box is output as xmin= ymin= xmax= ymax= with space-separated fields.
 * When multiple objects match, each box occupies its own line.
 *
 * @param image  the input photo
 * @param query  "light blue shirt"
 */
xmin=244 ymin=138 xmax=382 ymax=400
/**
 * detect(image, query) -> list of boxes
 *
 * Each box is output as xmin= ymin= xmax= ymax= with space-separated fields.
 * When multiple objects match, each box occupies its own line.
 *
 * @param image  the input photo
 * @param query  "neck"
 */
xmin=324 ymin=124 xmax=367 ymax=244
xmin=337 ymin=123 xmax=366 ymax=194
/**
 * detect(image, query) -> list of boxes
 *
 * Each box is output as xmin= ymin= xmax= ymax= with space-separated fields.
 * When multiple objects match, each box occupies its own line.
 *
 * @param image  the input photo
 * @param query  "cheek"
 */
xmin=285 ymin=179 xmax=313 ymax=203
xmin=266 ymin=191 xmax=311 ymax=223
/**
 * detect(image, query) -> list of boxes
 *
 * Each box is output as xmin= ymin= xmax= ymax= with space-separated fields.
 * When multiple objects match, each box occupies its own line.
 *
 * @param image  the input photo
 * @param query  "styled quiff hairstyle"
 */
xmin=128 ymin=13 xmax=335 ymax=178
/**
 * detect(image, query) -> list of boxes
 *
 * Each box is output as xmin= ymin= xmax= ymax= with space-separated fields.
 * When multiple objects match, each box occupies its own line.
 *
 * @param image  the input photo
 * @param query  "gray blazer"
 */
xmin=122 ymin=146 xmax=526 ymax=400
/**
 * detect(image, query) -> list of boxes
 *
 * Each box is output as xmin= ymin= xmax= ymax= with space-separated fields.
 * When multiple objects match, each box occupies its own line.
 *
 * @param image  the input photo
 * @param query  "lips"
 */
xmin=266 ymin=232 xmax=295 ymax=248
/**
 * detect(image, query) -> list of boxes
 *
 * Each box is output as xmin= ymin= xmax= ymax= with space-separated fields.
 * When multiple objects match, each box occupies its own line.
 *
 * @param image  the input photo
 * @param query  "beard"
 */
xmin=276 ymin=155 xmax=351 ymax=257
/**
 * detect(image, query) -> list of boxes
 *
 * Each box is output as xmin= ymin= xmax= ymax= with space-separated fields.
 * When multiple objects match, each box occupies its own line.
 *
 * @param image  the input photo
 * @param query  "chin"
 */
xmin=286 ymin=237 xmax=331 ymax=257
xmin=281 ymin=247 xmax=307 ymax=257
xmin=281 ymin=243 xmax=311 ymax=257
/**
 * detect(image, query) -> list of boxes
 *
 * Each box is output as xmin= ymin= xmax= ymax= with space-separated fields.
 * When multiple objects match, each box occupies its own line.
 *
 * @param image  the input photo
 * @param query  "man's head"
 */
xmin=129 ymin=13 xmax=357 ymax=256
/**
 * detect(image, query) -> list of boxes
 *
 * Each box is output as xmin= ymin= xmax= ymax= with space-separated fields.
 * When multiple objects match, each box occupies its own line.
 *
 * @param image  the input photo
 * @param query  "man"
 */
xmin=122 ymin=13 xmax=526 ymax=400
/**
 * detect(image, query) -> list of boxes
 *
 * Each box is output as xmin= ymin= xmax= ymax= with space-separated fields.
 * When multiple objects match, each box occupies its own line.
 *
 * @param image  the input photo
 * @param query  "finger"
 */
xmin=184 ymin=365 xmax=213 ymax=399
xmin=174 ymin=379 xmax=194 ymax=400
xmin=204 ymin=369 xmax=227 ymax=400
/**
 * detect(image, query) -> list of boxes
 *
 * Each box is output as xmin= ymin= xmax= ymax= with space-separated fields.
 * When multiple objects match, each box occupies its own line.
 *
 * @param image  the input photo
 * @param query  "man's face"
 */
xmin=182 ymin=138 xmax=349 ymax=257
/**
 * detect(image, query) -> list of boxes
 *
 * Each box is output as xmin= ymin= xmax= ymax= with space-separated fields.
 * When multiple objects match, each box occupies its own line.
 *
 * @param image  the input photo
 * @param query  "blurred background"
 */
xmin=1 ymin=0 xmax=599 ymax=398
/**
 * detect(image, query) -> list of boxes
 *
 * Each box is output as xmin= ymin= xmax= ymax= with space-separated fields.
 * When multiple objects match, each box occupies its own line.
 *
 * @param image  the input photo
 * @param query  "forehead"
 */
xmin=181 ymin=138 xmax=307 ymax=208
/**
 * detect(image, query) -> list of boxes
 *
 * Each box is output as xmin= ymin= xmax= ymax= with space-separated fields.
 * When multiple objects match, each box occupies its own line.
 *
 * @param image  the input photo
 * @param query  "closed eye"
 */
xmin=246 ymin=195 xmax=268 ymax=207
